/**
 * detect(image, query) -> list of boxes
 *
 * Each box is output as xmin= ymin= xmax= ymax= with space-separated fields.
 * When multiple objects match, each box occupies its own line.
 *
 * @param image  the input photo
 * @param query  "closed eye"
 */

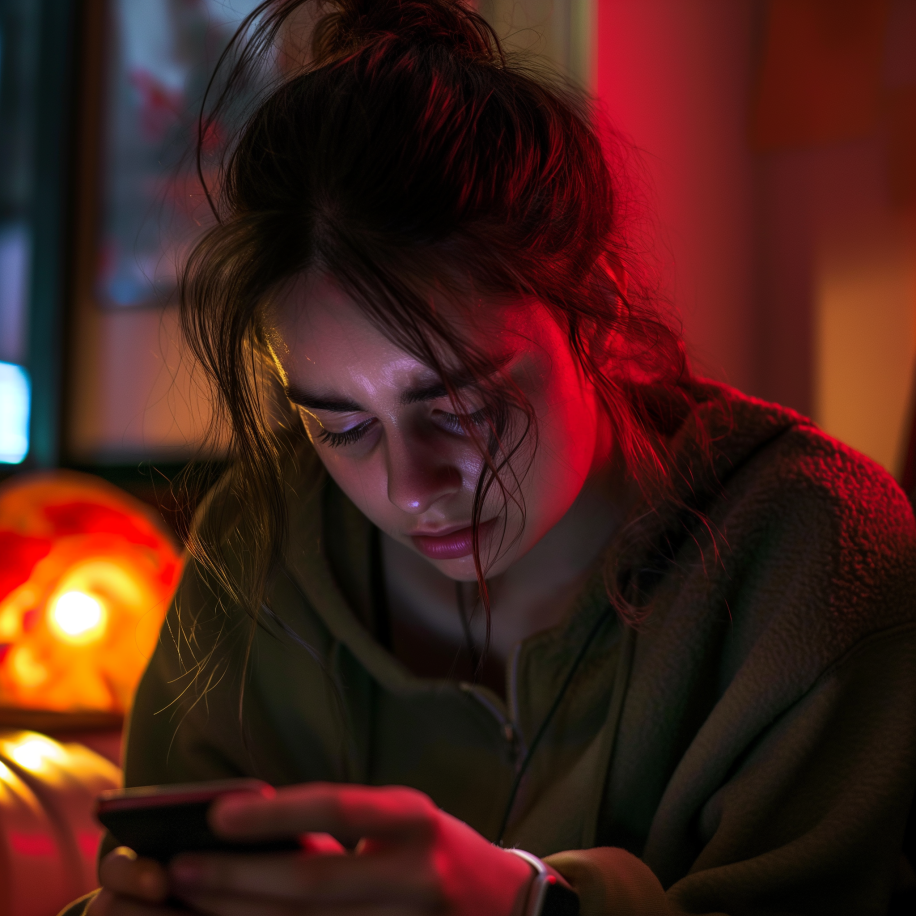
xmin=315 ymin=418 xmax=375 ymax=448
xmin=313 ymin=407 xmax=490 ymax=448
xmin=437 ymin=407 xmax=490 ymax=435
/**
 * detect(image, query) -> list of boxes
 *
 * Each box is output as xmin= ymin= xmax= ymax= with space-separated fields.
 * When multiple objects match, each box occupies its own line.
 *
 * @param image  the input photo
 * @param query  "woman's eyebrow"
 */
xmin=285 ymin=380 xmax=472 ymax=412
xmin=284 ymin=387 xmax=364 ymax=412
xmin=400 ymin=379 xmax=469 ymax=405
xmin=286 ymin=351 xmax=517 ymax=413
xmin=403 ymin=351 xmax=517 ymax=405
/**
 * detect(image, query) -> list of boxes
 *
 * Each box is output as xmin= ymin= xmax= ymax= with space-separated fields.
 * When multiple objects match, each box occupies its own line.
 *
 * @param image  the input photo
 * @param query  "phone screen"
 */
xmin=96 ymin=778 xmax=301 ymax=863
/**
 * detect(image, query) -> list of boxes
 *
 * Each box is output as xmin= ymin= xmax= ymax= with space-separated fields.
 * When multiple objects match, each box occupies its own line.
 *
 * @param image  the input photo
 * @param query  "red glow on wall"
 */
xmin=8 ymin=831 xmax=57 ymax=857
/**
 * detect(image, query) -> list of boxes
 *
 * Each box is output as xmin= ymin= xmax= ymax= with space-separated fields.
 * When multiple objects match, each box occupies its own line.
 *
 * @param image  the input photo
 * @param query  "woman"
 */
xmin=77 ymin=1 xmax=916 ymax=914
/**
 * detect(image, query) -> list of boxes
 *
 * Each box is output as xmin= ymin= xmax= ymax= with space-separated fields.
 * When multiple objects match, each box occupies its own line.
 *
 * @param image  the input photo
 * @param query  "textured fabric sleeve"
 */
xmin=545 ymin=424 xmax=916 ymax=915
xmin=545 ymin=624 xmax=916 ymax=915
xmin=664 ymin=624 xmax=916 ymax=914
xmin=648 ymin=434 xmax=916 ymax=914
xmin=544 ymin=848 xmax=679 ymax=916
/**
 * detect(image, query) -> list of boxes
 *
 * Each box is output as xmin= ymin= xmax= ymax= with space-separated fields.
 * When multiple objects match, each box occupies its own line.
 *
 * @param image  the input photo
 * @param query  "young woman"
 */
xmin=75 ymin=1 xmax=916 ymax=914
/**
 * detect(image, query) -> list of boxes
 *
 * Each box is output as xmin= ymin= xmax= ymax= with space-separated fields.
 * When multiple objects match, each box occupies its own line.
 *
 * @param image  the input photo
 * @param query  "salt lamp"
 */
xmin=0 ymin=471 xmax=182 ymax=713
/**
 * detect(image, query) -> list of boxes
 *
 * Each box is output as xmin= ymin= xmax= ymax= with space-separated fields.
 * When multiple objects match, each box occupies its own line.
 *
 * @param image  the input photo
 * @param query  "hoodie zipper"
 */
xmin=458 ymin=643 xmax=527 ymax=769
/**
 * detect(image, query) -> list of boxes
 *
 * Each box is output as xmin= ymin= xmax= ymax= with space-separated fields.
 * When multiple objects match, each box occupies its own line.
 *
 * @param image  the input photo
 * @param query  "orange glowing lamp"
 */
xmin=0 ymin=471 xmax=183 ymax=713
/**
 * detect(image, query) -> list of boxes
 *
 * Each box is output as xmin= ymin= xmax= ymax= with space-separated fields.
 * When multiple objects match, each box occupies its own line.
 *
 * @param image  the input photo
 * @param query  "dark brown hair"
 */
xmin=179 ymin=0 xmax=693 ymax=648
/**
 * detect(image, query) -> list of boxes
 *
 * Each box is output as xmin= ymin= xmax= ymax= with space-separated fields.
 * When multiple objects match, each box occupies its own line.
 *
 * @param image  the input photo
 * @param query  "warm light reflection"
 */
xmin=4 ymin=736 xmax=65 ymax=773
xmin=0 ymin=729 xmax=121 ymax=911
xmin=0 ymin=759 xmax=17 ymax=785
xmin=49 ymin=591 xmax=107 ymax=643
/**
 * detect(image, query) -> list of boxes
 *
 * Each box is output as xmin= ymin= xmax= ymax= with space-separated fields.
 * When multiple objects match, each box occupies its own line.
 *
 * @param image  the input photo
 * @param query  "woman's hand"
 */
xmin=168 ymin=782 xmax=535 ymax=916
xmin=87 ymin=847 xmax=180 ymax=915
xmin=85 ymin=832 xmax=350 ymax=914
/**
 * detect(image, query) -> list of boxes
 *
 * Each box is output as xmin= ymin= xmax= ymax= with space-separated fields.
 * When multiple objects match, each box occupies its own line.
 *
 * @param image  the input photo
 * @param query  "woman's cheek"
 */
xmin=528 ymin=392 xmax=596 ymax=513
xmin=320 ymin=447 xmax=409 ymax=535
xmin=321 ymin=451 xmax=378 ymax=510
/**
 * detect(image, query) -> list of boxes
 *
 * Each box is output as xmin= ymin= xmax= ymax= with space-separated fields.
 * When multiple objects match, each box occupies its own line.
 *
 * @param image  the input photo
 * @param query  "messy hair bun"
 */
xmin=308 ymin=0 xmax=501 ymax=66
xmin=181 ymin=0 xmax=691 ymax=634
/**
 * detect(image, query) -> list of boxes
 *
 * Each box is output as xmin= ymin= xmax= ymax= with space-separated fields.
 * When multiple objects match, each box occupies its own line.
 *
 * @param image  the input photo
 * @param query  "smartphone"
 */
xmin=96 ymin=778 xmax=301 ymax=863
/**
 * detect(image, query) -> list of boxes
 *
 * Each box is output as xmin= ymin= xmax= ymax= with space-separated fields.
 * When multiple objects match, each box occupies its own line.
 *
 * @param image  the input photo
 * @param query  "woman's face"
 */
xmin=271 ymin=273 xmax=608 ymax=582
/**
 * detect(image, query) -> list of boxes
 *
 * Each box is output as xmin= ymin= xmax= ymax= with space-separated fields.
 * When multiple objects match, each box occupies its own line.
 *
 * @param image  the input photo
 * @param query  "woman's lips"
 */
xmin=410 ymin=518 xmax=497 ymax=560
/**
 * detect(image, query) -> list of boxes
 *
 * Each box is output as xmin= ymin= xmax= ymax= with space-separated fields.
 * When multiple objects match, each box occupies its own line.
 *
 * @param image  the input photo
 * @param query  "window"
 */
xmin=0 ymin=0 xmax=40 ymax=465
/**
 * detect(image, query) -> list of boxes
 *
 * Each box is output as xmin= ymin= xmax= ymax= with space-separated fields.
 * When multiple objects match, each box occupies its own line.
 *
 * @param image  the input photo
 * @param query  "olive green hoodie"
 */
xmin=83 ymin=382 xmax=916 ymax=915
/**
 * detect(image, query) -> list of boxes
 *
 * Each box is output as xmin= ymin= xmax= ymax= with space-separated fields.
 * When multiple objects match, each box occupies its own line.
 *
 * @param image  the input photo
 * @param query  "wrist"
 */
xmin=506 ymin=848 xmax=579 ymax=916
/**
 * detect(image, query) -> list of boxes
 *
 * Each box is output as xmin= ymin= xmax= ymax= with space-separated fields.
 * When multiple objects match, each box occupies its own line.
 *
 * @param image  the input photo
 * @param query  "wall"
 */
xmin=761 ymin=137 xmax=916 ymax=472
xmin=593 ymin=0 xmax=916 ymax=474
xmin=479 ymin=0 xmax=591 ymax=83
xmin=592 ymin=0 xmax=760 ymax=397
xmin=68 ymin=303 xmax=215 ymax=463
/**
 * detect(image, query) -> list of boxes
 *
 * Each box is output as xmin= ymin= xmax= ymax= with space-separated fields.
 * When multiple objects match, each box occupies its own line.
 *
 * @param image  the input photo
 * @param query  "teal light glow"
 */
xmin=0 ymin=361 xmax=30 ymax=463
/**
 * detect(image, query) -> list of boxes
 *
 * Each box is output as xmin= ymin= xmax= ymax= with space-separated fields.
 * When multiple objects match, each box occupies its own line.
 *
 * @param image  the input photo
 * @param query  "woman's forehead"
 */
xmin=271 ymin=270 xmax=553 ymax=368
xmin=277 ymin=314 xmax=523 ymax=403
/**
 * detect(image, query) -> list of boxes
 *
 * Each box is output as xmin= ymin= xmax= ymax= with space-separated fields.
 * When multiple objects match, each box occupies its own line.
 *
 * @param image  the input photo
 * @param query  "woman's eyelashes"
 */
xmin=315 ymin=419 xmax=375 ymax=448
xmin=435 ymin=408 xmax=489 ymax=435
xmin=313 ymin=406 xmax=490 ymax=449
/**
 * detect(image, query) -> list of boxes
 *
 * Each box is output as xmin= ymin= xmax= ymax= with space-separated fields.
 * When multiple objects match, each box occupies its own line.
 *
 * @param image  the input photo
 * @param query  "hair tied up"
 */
xmin=310 ymin=0 xmax=504 ymax=67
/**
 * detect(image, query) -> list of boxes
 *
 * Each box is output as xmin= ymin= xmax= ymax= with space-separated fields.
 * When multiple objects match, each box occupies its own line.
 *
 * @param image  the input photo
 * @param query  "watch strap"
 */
xmin=506 ymin=848 xmax=580 ymax=916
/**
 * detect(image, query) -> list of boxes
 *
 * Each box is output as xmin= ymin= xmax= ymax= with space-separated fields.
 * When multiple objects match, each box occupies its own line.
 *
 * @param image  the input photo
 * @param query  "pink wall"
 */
xmin=593 ymin=0 xmax=760 ymax=395
xmin=591 ymin=0 xmax=916 ymax=474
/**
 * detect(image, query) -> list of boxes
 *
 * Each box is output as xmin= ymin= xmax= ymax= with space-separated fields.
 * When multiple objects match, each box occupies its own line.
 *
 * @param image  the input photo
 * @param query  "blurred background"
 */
xmin=1 ymin=0 xmax=914 ymax=491
xmin=0 ymin=3 xmax=913 ymax=911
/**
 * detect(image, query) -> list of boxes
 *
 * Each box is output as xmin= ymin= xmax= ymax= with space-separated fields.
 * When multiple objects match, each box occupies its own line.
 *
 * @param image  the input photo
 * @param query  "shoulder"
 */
xmin=701 ymin=384 xmax=915 ymax=557
xmin=621 ymin=382 xmax=916 ymax=704
xmin=693 ymin=383 xmax=916 ymax=648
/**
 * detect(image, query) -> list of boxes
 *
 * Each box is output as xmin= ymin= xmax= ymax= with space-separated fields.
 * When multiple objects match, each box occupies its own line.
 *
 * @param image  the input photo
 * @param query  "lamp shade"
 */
xmin=0 ymin=471 xmax=182 ymax=713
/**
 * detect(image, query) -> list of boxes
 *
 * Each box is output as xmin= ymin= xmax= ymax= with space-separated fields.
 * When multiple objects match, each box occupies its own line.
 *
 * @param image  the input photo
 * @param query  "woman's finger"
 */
xmin=98 ymin=848 xmax=170 ymax=902
xmin=170 ymin=847 xmax=440 ymax=906
xmin=301 ymin=831 xmax=347 ymax=854
xmin=210 ymin=783 xmax=436 ymax=845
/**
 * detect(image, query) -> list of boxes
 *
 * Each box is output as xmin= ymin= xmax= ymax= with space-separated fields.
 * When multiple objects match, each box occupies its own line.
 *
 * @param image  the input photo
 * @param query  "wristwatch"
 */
xmin=506 ymin=848 xmax=580 ymax=916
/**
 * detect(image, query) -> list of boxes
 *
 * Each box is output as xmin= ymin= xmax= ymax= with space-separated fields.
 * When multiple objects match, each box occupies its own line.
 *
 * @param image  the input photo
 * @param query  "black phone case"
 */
xmin=96 ymin=782 xmax=301 ymax=863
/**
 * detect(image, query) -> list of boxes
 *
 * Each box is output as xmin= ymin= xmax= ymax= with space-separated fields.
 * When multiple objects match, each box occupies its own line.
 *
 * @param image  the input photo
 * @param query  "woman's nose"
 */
xmin=385 ymin=432 xmax=463 ymax=514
